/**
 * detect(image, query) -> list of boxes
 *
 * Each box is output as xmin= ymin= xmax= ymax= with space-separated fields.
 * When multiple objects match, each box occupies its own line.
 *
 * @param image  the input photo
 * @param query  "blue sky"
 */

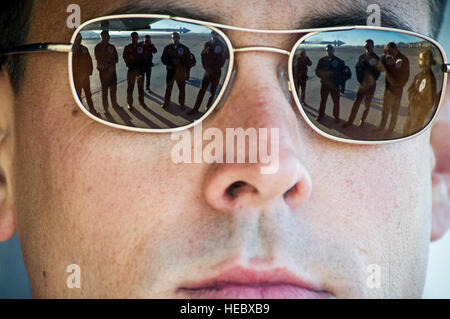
xmin=305 ymin=28 xmax=427 ymax=47
xmin=438 ymin=4 xmax=450 ymax=56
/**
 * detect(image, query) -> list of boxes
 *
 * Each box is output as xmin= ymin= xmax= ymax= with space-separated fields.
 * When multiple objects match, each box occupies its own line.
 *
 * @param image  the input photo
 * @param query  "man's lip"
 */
xmin=177 ymin=266 xmax=333 ymax=299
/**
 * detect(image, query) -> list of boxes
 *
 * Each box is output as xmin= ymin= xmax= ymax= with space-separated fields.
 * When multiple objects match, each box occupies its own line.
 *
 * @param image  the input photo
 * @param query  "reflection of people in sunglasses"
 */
xmin=375 ymin=42 xmax=410 ymax=135
xmin=123 ymin=32 xmax=146 ymax=110
xmin=315 ymin=44 xmax=345 ymax=123
xmin=141 ymin=35 xmax=157 ymax=93
xmin=1 ymin=0 xmax=450 ymax=301
xmin=343 ymin=39 xmax=380 ymax=128
xmin=94 ymin=30 xmax=119 ymax=114
xmin=188 ymin=31 xmax=227 ymax=115
xmin=293 ymin=49 xmax=312 ymax=104
xmin=72 ymin=34 xmax=98 ymax=117
xmin=403 ymin=49 xmax=437 ymax=135
xmin=161 ymin=32 xmax=195 ymax=109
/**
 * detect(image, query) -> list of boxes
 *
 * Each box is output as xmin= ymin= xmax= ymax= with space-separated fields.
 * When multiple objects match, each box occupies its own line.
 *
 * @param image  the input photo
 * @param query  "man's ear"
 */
xmin=0 ymin=70 xmax=16 ymax=241
xmin=430 ymin=82 xmax=450 ymax=241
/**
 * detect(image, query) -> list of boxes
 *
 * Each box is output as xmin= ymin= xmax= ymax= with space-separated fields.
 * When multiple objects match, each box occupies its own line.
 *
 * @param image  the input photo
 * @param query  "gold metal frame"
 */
xmin=2 ymin=14 xmax=449 ymax=144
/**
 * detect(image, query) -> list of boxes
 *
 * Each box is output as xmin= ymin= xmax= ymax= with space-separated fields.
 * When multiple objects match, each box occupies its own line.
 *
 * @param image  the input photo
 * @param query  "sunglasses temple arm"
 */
xmin=0 ymin=43 xmax=72 ymax=57
xmin=445 ymin=63 xmax=450 ymax=73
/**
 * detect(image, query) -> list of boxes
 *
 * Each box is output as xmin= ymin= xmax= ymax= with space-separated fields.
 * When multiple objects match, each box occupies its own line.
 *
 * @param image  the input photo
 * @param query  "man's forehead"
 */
xmin=30 ymin=0 xmax=431 ymax=42
xmin=82 ymin=0 xmax=428 ymax=27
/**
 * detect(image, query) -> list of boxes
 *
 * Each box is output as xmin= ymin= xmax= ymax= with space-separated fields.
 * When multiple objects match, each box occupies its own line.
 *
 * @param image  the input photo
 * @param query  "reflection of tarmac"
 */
xmin=295 ymin=46 xmax=443 ymax=139
xmin=78 ymin=34 xmax=228 ymax=129
xmin=77 ymin=37 xmax=442 ymax=136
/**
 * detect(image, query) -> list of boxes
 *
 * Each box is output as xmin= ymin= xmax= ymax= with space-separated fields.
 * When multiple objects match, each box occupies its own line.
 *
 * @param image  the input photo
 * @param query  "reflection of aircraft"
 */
xmin=147 ymin=26 xmax=191 ymax=34
xmin=80 ymin=31 xmax=102 ymax=39
xmin=80 ymin=27 xmax=192 ymax=40
xmin=80 ymin=19 xmax=192 ymax=39
xmin=303 ymin=40 xmax=345 ymax=47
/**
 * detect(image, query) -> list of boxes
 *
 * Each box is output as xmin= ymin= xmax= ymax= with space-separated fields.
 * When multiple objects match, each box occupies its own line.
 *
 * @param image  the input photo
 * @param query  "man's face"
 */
xmin=387 ymin=46 xmax=398 ymax=57
xmin=326 ymin=46 xmax=334 ymax=57
xmin=101 ymin=32 xmax=110 ymax=42
xmin=172 ymin=33 xmax=180 ymax=44
xmin=74 ymin=34 xmax=82 ymax=47
xmin=131 ymin=33 xmax=138 ymax=44
xmin=145 ymin=36 xmax=151 ymax=44
xmin=365 ymin=41 xmax=374 ymax=53
xmin=7 ymin=0 xmax=449 ymax=298
xmin=418 ymin=51 xmax=430 ymax=68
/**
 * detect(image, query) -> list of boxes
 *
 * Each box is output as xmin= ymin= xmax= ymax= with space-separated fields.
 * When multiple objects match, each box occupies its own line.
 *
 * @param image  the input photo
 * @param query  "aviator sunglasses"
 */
xmin=1 ymin=14 xmax=449 ymax=144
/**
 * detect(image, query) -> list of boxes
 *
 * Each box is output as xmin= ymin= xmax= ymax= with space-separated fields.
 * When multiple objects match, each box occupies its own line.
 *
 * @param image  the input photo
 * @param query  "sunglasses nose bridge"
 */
xmin=230 ymin=46 xmax=295 ymax=107
xmin=233 ymin=46 xmax=291 ymax=56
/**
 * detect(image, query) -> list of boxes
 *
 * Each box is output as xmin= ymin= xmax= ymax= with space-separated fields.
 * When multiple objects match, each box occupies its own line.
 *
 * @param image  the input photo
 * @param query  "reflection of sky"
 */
xmin=438 ymin=4 xmax=450 ymax=56
xmin=306 ymin=29 xmax=426 ymax=47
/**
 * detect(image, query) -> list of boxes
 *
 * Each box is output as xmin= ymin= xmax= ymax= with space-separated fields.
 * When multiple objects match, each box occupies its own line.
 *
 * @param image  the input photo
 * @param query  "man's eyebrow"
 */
xmin=106 ymin=2 xmax=225 ymax=25
xmin=106 ymin=1 xmax=417 ymax=34
xmin=297 ymin=5 xmax=415 ymax=32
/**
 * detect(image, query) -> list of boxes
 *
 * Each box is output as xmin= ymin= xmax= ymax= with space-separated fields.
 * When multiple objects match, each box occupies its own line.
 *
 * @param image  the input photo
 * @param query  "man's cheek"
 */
xmin=359 ymin=142 xmax=431 ymax=295
xmin=17 ymin=54 xmax=86 ymax=152
xmin=45 ymin=135 xmax=178 ymax=282
xmin=56 ymin=130 xmax=173 ymax=210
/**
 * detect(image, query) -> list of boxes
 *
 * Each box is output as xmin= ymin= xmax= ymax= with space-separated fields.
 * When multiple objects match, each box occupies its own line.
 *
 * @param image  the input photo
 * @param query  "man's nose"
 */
xmin=203 ymin=53 xmax=313 ymax=213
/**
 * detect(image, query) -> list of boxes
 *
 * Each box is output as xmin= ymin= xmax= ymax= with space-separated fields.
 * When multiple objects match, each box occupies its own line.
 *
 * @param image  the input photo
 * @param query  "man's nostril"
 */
xmin=225 ymin=181 xmax=257 ymax=199
xmin=283 ymin=183 xmax=297 ymax=198
xmin=0 ymin=168 xmax=6 ymax=185
xmin=226 ymin=181 xmax=247 ymax=199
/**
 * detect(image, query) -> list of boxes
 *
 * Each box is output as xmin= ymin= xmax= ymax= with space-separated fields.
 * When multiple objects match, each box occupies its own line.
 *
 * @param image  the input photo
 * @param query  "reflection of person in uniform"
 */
xmin=315 ymin=45 xmax=345 ymax=123
xmin=161 ymin=32 xmax=194 ymax=109
xmin=94 ymin=30 xmax=119 ymax=114
xmin=188 ymin=31 xmax=226 ymax=115
xmin=403 ymin=49 xmax=437 ymax=136
xmin=73 ymin=34 xmax=97 ymax=116
xmin=343 ymin=39 xmax=380 ymax=128
xmin=293 ymin=49 xmax=312 ymax=104
xmin=123 ymin=32 xmax=146 ymax=110
xmin=142 ymin=35 xmax=157 ymax=92
xmin=375 ymin=42 xmax=410 ymax=134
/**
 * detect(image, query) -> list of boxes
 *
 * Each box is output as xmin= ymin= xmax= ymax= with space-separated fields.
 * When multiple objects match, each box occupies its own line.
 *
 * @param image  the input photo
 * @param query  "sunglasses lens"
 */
xmin=72 ymin=17 xmax=231 ymax=130
xmin=292 ymin=29 xmax=445 ymax=141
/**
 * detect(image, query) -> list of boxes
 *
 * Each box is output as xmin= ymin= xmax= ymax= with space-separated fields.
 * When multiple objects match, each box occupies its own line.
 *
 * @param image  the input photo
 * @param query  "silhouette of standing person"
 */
xmin=73 ymin=33 xmax=98 ymax=117
xmin=188 ymin=31 xmax=226 ymax=115
xmin=161 ymin=32 xmax=194 ymax=109
xmin=343 ymin=39 xmax=380 ymax=128
xmin=294 ymin=49 xmax=312 ymax=104
xmin=94 ymin=30 xmax=119 ymax=114
xmin=375 ymin=42 xmax=410 ymax=135
xmin=315 ymin=45 xmax=345 ymax=123
xmin=123 ymin=32 xmax=146 ymax=110
xmin=141 ymin=35 xmax=157 ymax=92
xmin=403 ymin=49 xmax=437 ymax=136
